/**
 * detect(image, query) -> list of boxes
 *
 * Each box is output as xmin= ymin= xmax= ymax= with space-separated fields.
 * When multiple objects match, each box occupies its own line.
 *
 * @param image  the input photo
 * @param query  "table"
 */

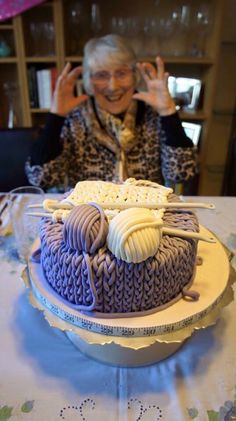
xmin=0 ymin=196 xmax=236 ymax=421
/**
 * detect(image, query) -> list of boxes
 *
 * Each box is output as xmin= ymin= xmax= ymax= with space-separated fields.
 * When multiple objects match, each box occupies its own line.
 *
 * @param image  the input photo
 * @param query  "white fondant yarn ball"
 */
xmin=107 ymin=208 xmax=163 ymax=263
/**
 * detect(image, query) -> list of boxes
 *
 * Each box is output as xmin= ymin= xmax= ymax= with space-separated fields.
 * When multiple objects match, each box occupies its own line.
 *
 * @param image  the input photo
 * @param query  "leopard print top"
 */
xmin=25 ymin=104 xmax=197 ymax=190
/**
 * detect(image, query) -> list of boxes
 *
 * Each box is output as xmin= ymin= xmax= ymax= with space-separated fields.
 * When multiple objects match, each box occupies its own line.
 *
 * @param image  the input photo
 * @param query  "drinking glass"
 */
xmin=69 ymin=1 xmax=84 ymax=54
xmin=156 ymin=16 xmax=175 ymax=56
xmin=9 ymin=186 xmax=44 ymax=263
xmin=29 ymin=22 xmax=42 ymax=56
xmin=156 ymin=4 xmax=191 ymax=56
xmin=3 ymin=82 xmax=20 ymax=128
xmin=143 ymin=17 xmax=159 ymax=56
xmin=43 ymin=22 xmax=55 ymax=56
xmin=170 ymin=4 xmax=191 ymax=56
xmin=191 ymin=3 xmax=213 ymax=56
xmin=91 ymin=3 xmax=102 ymax=36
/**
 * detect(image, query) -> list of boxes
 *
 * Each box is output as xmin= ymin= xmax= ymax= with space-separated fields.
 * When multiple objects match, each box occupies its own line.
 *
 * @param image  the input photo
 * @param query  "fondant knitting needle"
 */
xmin=91 ymin=202 xmax=216 ymax=210
xmin=26 ymin=211 xmax=216 ymax=243
xmin=28 ymin=201 xmax=72 ymax=210
xmin=26 ymin=212 xmax=56 ymax=217
xmin=162 ymin=227 xmax=216 ymax=243
xmin=28 ymin=201 xmax=215 ymax=210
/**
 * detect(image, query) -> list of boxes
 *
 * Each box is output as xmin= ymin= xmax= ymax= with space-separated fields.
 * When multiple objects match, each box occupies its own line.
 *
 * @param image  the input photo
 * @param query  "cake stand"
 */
xmin=22 ymin=226 xmax=234 ymax=367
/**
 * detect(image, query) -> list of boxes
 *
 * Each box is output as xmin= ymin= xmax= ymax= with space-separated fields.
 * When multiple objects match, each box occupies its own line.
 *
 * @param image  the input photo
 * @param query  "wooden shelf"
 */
xmin=65 ymin=56 xmax=83 ymax=62
xmin=140 ymin=56 xmax=214 ymax=65
xmin=0 ymin=24 xmax=14 ymax=30
xmin=179 ymin=110 xmax=208 ymax=121
xmin=25 ymin=57 xmax=57 ymax=63
xmin=0 ymin=57 xmax=18 ymax=63
xmin=66 ymin=56 xmax=214 ymax=65
xmin=30 ymin=108 xmax=49 ymax=113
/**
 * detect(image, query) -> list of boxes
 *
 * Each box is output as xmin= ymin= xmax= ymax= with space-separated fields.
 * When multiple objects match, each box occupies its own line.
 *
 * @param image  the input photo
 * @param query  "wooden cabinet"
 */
xmin=0 ymin=0 xmax=225 ymax=194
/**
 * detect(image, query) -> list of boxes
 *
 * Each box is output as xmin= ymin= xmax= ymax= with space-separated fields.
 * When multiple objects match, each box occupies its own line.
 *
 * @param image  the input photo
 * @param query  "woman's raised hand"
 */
xmin=133 ymin=56 xmax=176 ymax=116
xmin=51 ymin=63 xmax=89 ymax=116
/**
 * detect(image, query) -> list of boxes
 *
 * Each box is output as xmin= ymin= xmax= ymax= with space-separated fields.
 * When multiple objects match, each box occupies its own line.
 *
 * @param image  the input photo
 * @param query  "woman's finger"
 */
xmin=141 ymin=62 xmax=157 ymax=80
xmin=73 ymin=94 xmax=89 ymax=106
xmin=61 ymin=62 xmax=72 ymax=77
xmin=137 ymin=63 xmax=156 ymax=82
xmin=156 ymin=56 xmax=165 ymax=79
xmin=132 ymin=91 xmax=147 ymax=102
xmin=136 ymin=63 xmax=149 ymax=84
xmin=67 ymin=66 xmax=83 ymax=83
xmin=164 ymin=72 xmax=169 ymax=88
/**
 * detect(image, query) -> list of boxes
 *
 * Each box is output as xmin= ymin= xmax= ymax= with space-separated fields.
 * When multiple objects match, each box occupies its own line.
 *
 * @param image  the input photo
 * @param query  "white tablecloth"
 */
xmin=0 ymin=196 xmax=236 ymax=421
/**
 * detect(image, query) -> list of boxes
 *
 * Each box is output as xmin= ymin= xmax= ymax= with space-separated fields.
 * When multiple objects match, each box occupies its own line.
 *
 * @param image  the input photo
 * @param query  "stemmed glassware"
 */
xmin=29 ymin=22 xmax=41 ymax=56
xmin=91 ymin=3 xmax=102 ymax=36
xmin=111 ymin=16 xmax=142 ymax=55
xmin=3 ymin=82 xmax=20 ymax=128
xmin=143 ymin=17 xmax=159 ymax=56
xmin=69 ymin=1 xmax=84 ymax=54
xmin=156 ymin=4 xmax=191 ymax=56
xmin=191 ymin=3 xmax=213 ymax=56
xmin=43 ymin=22 xmax=55 ymax=56
xmin=29 ymin=21 xmax=55 ymax=56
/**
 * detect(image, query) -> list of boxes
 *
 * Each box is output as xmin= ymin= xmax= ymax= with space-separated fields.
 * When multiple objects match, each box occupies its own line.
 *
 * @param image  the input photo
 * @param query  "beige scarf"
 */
xmin=82 ymin=99 xmax=137 ymax=181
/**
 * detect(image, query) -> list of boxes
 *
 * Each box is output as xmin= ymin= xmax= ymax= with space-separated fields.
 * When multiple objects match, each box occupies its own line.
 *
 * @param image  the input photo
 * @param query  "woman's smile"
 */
xmin=93 ymin=85 xmax=135 ymax=114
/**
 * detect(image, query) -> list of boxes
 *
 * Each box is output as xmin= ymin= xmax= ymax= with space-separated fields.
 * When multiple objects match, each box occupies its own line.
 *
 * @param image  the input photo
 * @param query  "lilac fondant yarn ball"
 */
xmin=63 ymin=203 xmax=108 ymax=253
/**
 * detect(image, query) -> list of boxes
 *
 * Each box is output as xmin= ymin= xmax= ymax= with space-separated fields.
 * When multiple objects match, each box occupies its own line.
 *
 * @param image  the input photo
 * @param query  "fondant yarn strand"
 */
xmin=65 ymin=252 xmax=98 ymax=312
xmin=88 ymin=203 xmax=108 ymax=254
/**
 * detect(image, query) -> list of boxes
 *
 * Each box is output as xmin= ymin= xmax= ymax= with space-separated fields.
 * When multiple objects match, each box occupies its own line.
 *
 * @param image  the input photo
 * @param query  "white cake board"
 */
xmin=24 ymin=226 xmax=233 ymax=367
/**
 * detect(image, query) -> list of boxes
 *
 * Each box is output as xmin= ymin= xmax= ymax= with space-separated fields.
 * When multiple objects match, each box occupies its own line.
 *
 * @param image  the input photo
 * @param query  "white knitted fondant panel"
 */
xmin=62 ymin=179 xmax=173 ymax=220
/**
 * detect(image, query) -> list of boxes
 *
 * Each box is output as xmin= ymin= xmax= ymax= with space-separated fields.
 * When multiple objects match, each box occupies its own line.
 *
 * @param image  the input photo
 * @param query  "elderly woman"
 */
xmin=26 ymin=34 xmax=197 ymax=190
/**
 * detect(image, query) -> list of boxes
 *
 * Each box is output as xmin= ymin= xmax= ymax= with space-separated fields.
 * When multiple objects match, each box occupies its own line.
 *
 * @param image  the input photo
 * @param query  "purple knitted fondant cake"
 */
xmin=37 ymin=179 xmax=201 ymax=316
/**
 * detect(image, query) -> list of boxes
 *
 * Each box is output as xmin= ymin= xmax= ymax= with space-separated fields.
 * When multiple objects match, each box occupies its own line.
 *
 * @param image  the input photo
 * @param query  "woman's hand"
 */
xmin=51 ymin=63 xmax=89 ymax=116
xmin=132 ymin=56 xmax=176 ymax=116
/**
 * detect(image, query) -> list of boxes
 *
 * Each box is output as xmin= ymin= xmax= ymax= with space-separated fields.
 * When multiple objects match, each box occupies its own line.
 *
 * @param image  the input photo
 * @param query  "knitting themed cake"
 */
xmin=29 ymin=178 xmax=216 ymax=317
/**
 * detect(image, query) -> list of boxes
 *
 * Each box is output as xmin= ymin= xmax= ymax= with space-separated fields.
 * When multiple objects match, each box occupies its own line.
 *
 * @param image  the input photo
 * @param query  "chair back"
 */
xmin=0 ymin=127 xmax=41 ymax=192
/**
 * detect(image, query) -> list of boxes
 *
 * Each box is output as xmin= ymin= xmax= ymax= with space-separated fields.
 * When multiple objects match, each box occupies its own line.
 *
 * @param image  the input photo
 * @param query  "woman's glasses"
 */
xmin=91 ymin=68 xmax=134 ymax=86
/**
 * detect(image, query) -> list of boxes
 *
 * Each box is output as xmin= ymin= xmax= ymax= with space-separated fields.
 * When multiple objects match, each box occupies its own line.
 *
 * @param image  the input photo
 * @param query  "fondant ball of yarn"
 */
xmin=107 ymin=208 xmax=163 ymax=263
xmin=63 ymin=203 xmax=108 ymax=253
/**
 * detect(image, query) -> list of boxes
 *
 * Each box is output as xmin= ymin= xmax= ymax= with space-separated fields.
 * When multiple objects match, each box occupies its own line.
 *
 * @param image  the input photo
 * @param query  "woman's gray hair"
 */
xmin=82 ymin=34 xmax=140 ymax=95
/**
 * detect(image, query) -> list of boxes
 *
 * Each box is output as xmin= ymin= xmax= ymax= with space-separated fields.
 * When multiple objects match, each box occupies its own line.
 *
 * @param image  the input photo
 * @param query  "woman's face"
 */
xmin=90 ymin=65 xmax=136 ymax=114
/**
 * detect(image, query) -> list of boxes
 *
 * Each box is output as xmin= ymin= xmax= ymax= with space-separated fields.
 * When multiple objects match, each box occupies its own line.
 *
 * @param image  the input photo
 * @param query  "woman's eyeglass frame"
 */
xmin=90 ymin=67 xmax=135 ymax=86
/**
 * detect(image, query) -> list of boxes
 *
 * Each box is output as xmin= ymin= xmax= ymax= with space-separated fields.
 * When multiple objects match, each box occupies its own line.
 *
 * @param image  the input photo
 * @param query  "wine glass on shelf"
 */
xmin=90 ymin=3 xmax=102 ymax=36
xmin=111 ymin=16 xmax=126 ymax=36
xmin=191 ymin=3 xmax=213 ymax=57
xmin=170 ymin=4 xmax=191 ymax=56
xmin=29 ymin=22 xmax=42 ymax=56
xmin=155 ymin=3 xmax=191 ymax=57
xmin=155 ymin=15 xmax=175 ymax=56
xmin=3 ymin=82 xmax=20 ymax=128
xmin=126 ymin=17 xmax=142 ymax=56
xmin=69 ymin=1 xmax=84 ymax=55
xmin=29 ymin=21 xmax=55 ymax=56
xmin=142 ymin=17 xmax=159 ymax=57
xmin=110 ymin=16 xmax=142 ymax=56
xmin=43 ymin=22 xmax=55 ymax=56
